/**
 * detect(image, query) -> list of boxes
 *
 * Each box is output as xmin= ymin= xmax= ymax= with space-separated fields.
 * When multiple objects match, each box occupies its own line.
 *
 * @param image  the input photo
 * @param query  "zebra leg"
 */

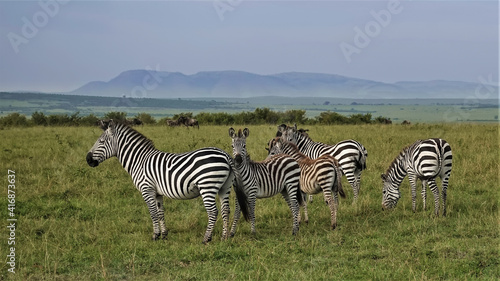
xmin=308 ymin=194 xmax=314 ymax=204
xmin=441 ymin=176 xmax=450 ymax=217
xmin=155 ymin=195 xmax=168 ymax=240
xmin=421 ymin=180 xmax=428 ymax=211
xmin=199 ymin=189 xmax=218 ymax=244
xmin=323 ymin=191 xmax=337 ymax=230
xmin=356 ymin=171 xmax=362 ymax=198
xmin=141 ymin=188 xmax=162 ymax=240
xmin=344 ymin=168 xmax=358 ymax=203
xmin=230 ymin=199 xmax=241 ymax=237
xmin=428 ymin=179 xmax=441 ymax=216
xmin=300 ymin=193 xmax=309 ymax=224
xmin=248 ymin=195 xmax=257 ymax=235
xmin=408 ymin=173 xmax=418 ymax=213
xmin=281 ymin=191 xmax=300 ymax=236
xmin=218 ymin=178 xmax=232 ymax=240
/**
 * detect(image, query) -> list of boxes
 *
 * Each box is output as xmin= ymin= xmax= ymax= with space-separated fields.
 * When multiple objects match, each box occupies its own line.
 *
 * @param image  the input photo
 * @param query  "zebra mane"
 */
xmin=383 ymin=143 xmax=415 ymax=176
xmin=115 ymin=122 xmax=155 ymax=149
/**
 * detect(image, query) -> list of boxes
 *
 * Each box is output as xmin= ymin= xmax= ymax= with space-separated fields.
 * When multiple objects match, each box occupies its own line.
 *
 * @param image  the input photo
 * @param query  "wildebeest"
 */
xmin=402 ymin=120 xmax=412 ymax=125
xmin=166 ymin=119 xmax=180 ymax=127
xmin=178 ymin=116 xmax=199 ymax=129
xmin=96 ymin=118 xmax=142 ymax=126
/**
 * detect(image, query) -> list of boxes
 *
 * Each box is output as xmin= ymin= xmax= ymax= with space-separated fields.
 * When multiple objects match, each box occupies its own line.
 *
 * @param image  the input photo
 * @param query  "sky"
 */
xmin=0 ymin=0 xmax=498 ymax=93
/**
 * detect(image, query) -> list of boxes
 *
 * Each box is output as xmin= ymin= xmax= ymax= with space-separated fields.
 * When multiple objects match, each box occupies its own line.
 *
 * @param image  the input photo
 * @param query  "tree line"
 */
xmin=0 ymin=108 xmax=392 ymax=127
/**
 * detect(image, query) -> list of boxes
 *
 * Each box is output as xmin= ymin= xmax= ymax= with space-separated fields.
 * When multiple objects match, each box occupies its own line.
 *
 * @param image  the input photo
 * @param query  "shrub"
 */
xmin=135 ymin=113 xmax=156 ymax=124
xmin=0 ymin=112 xmax=29 ymax=127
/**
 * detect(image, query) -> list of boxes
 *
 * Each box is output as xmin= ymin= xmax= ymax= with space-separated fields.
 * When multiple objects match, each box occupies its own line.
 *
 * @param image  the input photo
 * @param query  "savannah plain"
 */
xmin=0 ymin=121 xmax=498 ymax=280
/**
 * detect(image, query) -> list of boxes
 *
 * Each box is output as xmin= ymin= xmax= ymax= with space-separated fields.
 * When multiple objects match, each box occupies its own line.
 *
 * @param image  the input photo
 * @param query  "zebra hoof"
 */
xmin=161 ymin=231 xmax=169 ymax=240
xmin=152 ymin=233 xmax=161 ymax=241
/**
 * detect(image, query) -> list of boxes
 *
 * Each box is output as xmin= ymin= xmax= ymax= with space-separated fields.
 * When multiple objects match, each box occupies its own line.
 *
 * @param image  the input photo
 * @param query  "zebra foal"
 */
xmin=266 ymin=137 xmax=346 ymax=230
xmin=277 ymin=124 xmax=368 ymax=203
xmin=381 ymin=138 xmax=452 ymax=216
xmin=86 ymin=120 xmax=237 ymax=243
xmin=229 ymin=128 xmax=302 ymax=236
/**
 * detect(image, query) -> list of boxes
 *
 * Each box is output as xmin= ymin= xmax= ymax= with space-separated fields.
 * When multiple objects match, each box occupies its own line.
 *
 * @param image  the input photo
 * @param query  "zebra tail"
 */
xmin=233 ymin=169 xmax=250 ymax=222
xmin=336 ymin=164 xmax=346 ymax=199
xmin=296 ymin=184 xmax=304 ymax=206
xmin=357 ymin=145 xmax=368 ymax=171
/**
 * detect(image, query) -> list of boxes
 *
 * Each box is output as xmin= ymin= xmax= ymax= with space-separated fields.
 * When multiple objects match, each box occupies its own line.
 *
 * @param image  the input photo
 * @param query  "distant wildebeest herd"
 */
xmin=86 ymin=121 xmax=452 ymax=243
xmin=166 ymin=116 xmax=199 ymax=128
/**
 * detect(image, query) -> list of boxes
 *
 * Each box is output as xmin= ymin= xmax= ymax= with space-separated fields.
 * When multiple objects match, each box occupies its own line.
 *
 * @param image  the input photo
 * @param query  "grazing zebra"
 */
xmin=229 ymin=127 xmax=302 ymax=236
xmin=277 ymin=124 xmax=368 ymax=203
xmin=381 ymin=138 xmax=452 ymax=216
xmin=86 ymin=120 xmax=238 ymax=243
xmin=266 ymin=137 xmax=346 ymax=230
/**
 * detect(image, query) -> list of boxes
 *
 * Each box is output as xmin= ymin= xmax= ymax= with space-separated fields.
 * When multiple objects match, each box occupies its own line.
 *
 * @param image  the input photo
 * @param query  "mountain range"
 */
xmin=69 ymin=70 xmax=497 ymax=99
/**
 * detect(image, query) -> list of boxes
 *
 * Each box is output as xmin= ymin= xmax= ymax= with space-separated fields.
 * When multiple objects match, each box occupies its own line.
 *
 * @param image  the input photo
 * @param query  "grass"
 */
xmin=0 ymin=123 xmax=498 ymax=280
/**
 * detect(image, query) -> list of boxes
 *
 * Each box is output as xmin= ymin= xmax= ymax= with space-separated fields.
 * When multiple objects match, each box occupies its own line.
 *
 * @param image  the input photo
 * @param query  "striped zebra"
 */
xmin=86 ymin=120 xmax=238 ymax=243
xmin=266 ymin=137 xmax=346 ymax=230
xmin=381 ymin=138 xmax=452 ymax=216
xmin=277 ymin=124 xmax=368 ymax=203
xmin=229 ymin=128 xmax=302 ymax=236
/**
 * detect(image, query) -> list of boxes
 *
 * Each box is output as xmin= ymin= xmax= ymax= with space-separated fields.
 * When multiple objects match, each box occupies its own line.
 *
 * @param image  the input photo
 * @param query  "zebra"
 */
xmin=381 ymin=138 xmax=452 ymax=216
xmin=266 ymin=137 xmax=346 ymax=230
xmin=86 ymin=120 xmax=239 ymax=244
xmin=277 ymin=124 xmax=368 ymax=203
xmin=229 ymin=127 xmax=302 ymax=236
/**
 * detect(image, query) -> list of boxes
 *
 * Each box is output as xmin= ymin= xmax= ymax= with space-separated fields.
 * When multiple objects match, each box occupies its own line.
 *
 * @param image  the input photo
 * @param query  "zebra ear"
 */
xmin=99 ymin=119 xmax=110 ymax=131
xmin=108 ymin=119 xmax=117 ymax=134
xmin=381 ymin=174 xmax=387 ymax=181
xmin=243 ymin=128 xmax=249 ymax=138
xmin=277 ymin=124 xmax=287 ymax=132
xmin=293 ymin=123 xmax=297 ymax=130
xmin=228 ymin=127 xmax=236 ymax=138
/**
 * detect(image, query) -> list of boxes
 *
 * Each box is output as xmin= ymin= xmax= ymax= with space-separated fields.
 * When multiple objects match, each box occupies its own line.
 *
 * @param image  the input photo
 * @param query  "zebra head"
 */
xmin=229 ymin=127 xmax=249 ymax=166
xmin=381 ymin=174 xmax=401 ymax=210
xmin=277 ymin=124 xmax=309 ymax=145
xmin=265 ymin=137 xmax=283 ymax=159
xmin=86 ymin=120 xmax=119 ymax=167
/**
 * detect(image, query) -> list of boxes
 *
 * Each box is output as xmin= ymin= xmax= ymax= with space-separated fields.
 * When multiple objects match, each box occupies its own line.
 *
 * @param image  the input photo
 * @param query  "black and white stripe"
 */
xmin=277 ymin=124 xmax=368 ymax=202
xmin=381 ymin=138 xmax=452 ymax=216
xmin=229 ymin=128 xmax=302 ymax=236
xmin=267 ymin=137 xmax=345 ymax=230
xmin=86 ymin=120 xmax=235 ymax=243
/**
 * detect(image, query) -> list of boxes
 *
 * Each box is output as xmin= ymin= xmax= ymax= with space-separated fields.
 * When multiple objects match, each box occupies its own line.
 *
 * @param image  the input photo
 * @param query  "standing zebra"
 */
xmin=86 ymin=120 xmax=237 ymax=243
xmin=381 ymin=138 xmax=452 ymax=216
xmin=229 ymin=128 xmax=302 ymax=236
xmin=266 ymin=137 xmax=346 ymax=230
xmin=277 ymin=124 xmax=368 ymax=203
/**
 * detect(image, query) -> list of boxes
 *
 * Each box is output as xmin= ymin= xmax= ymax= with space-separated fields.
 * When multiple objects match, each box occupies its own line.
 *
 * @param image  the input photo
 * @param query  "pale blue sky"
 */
xmin=0 ymin=0 xmax=498 ymax=92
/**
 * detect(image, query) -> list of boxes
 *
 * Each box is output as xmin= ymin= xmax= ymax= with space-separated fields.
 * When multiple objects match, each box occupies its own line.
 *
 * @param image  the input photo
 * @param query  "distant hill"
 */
xmin=69 ymin=70 xmax=498 ymax=99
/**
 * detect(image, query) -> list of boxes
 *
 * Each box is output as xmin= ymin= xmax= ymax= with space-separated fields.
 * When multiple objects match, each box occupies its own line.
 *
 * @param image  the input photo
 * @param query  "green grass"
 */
xmin=0 ymin=124 xmax=498 ymax=280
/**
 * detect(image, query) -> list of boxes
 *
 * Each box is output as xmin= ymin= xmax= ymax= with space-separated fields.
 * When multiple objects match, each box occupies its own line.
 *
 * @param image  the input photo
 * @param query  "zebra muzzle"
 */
xmin=86 ymin=152 xmax=99 ymax=167
xmin=234 ymin=154 xmax=243 ymax=165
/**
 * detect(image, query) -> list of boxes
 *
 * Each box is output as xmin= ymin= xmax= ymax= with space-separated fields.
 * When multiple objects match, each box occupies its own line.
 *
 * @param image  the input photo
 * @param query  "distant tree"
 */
xmin=0 ymin=113 xmax=29 ymax=127
xmin=80 ymin=114 xmax=100 ymax=126
xmin=31 ymin=111 xmax=47 ymax=126
xmin=135 ymin=113 xmax=156 ymax=124
xmin=104 ymin=111 xmax=127 ymax=121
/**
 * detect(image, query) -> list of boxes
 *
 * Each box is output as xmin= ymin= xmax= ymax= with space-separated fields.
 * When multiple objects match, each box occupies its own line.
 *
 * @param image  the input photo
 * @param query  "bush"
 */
xmin=135 ymin=113 xmax=156 ymax=125
xmin=103 ymin=111 xmax=127 ymax=121
xmin=31 ymin=111 xmax=47 ymax=126
xmin=0 ymin=113 xmax=29 ymax=127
